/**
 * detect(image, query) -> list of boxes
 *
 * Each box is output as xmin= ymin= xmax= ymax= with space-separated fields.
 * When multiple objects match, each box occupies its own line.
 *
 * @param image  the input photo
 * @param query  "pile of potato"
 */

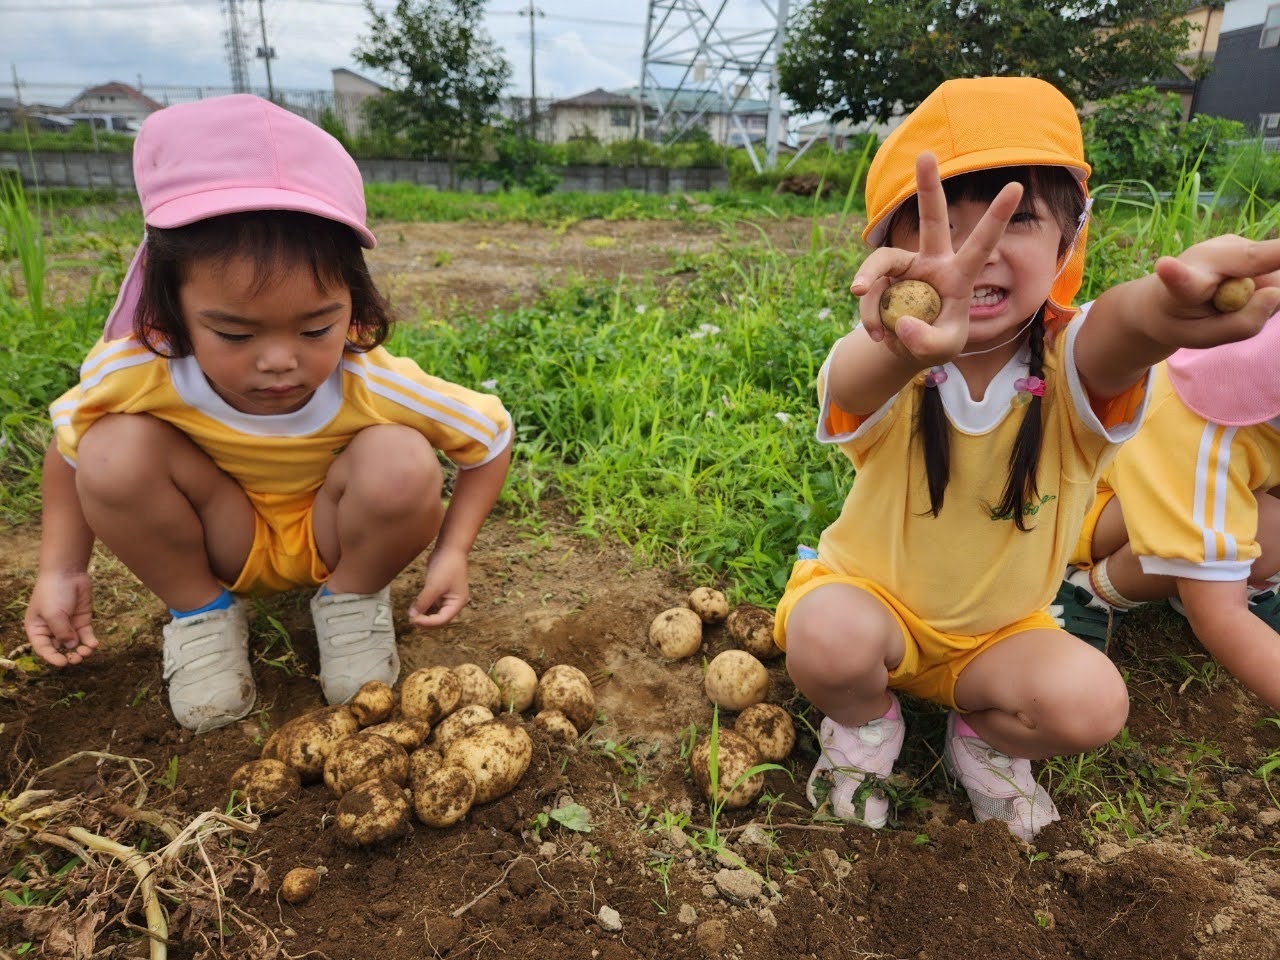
xmin=228 ymin=657 xmax=596 ymax=848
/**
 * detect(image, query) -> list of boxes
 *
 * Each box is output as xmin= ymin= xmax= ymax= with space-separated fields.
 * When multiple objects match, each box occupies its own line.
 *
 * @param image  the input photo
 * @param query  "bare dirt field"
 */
xmin=5 ymin=216 xmax=1280 ymax=960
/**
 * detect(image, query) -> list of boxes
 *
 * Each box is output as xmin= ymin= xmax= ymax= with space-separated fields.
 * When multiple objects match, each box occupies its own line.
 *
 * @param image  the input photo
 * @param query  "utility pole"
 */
xmin=518 ymin=2 xmax=544 ymax=137
xmin=256 ymin=0 xmax=277 ymax=101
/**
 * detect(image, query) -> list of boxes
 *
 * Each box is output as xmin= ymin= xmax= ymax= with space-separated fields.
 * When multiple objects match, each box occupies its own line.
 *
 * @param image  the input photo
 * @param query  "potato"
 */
xmin=687 ymin=587 xmax=729 ymax=624
xmin=363 ymin=719 xmax=431 ymax=752
xmin=492 ymin=655 xmax=537 ymax=713
xmin=443 ymin=719 xmax=533 ymax=804
xmin=649 ymin=606 xmax=703 ymax=659
xmin=879 ymin=279 xmax=941 ymax=331
xmin=280 ymin=866 xmax=319 ymax=905
xmin=428 ymin=704 xmax=495 ymax=752
xmin=228 ymin=758 xmax=301 ymax=815
xmin=269 ymin=706 xmax=360 ymax=782
xmin=1213 ymin=276 xmax=1255 ymax=313
xmin=532 ymin=709 xmax=579 ymax=744
xmin=323 ymin=733 xmax=410 ymax=797
xmin=409 ymin=746 xmax=445 ymax=782
xmin=453 ymin=663 xmax=502 ymax=712
xmin=534 ymin=664 xmax=596 ymax=733
xmin=412 ymin=763 xmax=476 ymax=828
xmin=334 ymin=777 xmax=411 ymax=847
xmin=726 ymin=604 xmax=780 ymax=660
xmin=734 ymin=703 xmax=796 ymax=762
xmin=400 ymin=666 xmax=462 ymax=725
xmin=691 ymin=729 xmax=764 ymax=809
xmin=349 ymin=680 xmax=396 ymax=726
xmin=704 ymin=650 xmax=769 ymax=712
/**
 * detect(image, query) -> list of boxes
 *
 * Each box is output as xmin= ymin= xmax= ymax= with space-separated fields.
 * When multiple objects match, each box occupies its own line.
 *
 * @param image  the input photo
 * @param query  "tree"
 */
xmin=779 ymin=0 xmax=1196 ymax=125
xmin=354 ymin=0 xmax=512 ymax=183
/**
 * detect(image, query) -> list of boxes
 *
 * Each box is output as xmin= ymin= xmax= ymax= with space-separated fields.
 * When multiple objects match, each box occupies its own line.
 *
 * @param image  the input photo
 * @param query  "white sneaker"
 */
xmin=162 ymin=598 xmax=256 ymax=734
xmin=311 ymin=584 xmax=400 ymax=704
xmin=806 ymin=694 xmax=905 ymax=829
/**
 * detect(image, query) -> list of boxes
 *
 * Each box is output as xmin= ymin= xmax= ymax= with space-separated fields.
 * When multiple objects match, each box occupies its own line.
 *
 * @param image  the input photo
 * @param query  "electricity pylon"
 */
xmin=224 ymin=0 xmax=252 ymax=94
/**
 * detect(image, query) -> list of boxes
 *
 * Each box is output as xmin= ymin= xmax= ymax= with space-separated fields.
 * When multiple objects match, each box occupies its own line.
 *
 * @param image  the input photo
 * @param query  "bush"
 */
xmin=1209 ymin=140 xmax=1280 ymax=209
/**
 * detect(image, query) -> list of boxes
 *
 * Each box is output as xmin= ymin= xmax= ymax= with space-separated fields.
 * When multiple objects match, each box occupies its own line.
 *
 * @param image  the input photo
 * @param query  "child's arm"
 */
xmin=1074 ymin=236 xmax=1280 ymax=400
xmin=1177 ymin=577 xmax=1280 ymax=710
xmin=24 ymin=441 xmax=100 ymax=666
xmin=407 ymin=439 xmax=514 ymax=628
xmin=837 ymin=154 xmax=1024 ymax=415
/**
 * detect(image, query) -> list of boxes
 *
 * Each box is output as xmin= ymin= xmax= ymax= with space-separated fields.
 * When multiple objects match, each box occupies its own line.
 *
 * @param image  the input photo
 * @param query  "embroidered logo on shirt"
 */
xmin=989 ymin=493 xmax=1057 ymax=522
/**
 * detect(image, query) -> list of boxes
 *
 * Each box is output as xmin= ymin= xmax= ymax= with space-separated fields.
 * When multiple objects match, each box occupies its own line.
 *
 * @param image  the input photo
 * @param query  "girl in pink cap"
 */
xmin=1061 ymin=312 xmax=1280 ymax=709
xmin=772 ymin=76 xmax=1280 ymax=841
xmin=23 ymin=95 xmax=513 ymax=733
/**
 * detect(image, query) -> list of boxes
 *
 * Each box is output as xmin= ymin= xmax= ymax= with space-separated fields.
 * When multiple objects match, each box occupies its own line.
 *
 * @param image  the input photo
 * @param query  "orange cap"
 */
xmin=863 ymin=77 xmax=1091 ymax=328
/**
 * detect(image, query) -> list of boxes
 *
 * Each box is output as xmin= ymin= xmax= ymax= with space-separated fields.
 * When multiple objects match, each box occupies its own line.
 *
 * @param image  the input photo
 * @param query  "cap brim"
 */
xmin=148 ymin=185 xmax=376 ymax=248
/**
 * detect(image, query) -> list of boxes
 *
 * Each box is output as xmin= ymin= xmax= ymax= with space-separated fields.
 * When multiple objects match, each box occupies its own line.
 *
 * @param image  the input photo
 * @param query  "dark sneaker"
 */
xmin=1050 ymin=569 xmax=1122 ymax=653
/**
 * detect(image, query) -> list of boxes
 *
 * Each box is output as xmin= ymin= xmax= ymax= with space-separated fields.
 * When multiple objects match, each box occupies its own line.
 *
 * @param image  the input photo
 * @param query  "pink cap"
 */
xmin=1166 ymin=311 xmax=1280 ymax=426
xmin=104 ymin=94 xmax=375 ymax=340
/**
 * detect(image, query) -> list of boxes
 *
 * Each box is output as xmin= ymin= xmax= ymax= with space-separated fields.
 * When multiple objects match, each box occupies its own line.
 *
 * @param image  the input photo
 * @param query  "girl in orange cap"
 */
xmin=772 ymin=76 xmax=1280 ymax=840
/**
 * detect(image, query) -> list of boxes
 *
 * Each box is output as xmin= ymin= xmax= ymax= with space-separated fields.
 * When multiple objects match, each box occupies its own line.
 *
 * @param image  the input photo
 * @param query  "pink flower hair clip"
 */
xmin=1011 ymin=375 xmax=1046 ymax=408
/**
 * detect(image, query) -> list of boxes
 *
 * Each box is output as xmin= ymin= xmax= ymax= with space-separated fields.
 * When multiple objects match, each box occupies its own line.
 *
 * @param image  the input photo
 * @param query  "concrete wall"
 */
xmin=1 ymin=151 xmax=728 ymax=194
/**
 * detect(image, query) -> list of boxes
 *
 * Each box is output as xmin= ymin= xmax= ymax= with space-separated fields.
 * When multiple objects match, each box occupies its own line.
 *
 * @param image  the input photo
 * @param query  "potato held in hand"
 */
xmin=879 ymin=280 xmax=942 ymax=331
xmin=1212 ymin=276 xmax=1255 ymax=313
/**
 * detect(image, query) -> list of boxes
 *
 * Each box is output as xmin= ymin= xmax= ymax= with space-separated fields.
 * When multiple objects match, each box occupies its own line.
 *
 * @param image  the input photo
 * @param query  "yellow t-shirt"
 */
xmin=815 ymin=310 xmax=1148 ymax=635
xmin=50 ymin=337 xmax=513 ymax=519
xmin=1100 ymin=364 xmax=1280 ymax=582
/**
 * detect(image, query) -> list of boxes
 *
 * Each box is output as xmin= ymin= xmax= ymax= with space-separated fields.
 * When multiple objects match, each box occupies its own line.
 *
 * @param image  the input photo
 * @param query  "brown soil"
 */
xmin=5 ymin=217 xmax=1280 ymax=960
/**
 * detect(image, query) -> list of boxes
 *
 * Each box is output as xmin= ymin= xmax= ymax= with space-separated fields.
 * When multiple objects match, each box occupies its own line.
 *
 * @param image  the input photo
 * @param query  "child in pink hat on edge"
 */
xmin=1060 ymin=311 xmax=1280 ymax=709
xmin=23 ymin=95 xmax=513 ymax=733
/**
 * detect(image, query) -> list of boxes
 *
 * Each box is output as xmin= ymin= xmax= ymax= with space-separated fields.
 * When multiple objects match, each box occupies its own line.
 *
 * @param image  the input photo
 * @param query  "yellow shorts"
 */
xmin=772 ymin=559 xmax=1059 ymax=710
xmin=227 ymin=496 xmax=330 ymax=596
xmin=1068 ymin=487 xmax=1116 ymax=570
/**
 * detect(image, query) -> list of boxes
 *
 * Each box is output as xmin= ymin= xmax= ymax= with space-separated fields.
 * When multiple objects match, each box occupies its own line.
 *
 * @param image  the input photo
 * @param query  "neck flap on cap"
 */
xmin=1165 ymin=311 xmax=1280 ymax=427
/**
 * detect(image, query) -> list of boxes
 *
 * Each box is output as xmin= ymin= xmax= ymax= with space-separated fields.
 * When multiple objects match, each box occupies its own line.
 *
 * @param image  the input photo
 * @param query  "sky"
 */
xmin=2 ymin=0 xmax=788 ymax=110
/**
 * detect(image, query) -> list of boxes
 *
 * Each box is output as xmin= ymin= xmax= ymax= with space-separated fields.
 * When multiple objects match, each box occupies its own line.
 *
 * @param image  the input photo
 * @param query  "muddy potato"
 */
xmin=648 ymin=606 xmax=703 ymax=659
xmin=280 ymin=866 xmax=319 ymax=905
xmin=691 ymin=729 xmax=764 ymax=809
xmin=443 ymin=719 xmax=534 ymax=804
xmin=492 ymin=655 xmax=538 ymax=713
xmin=704 ymin=650 xmax=769 ymax=712
xmin=1213 ymin=276 xmax=1255 ymax=313
xmin=734 ymin=703 xmax=796 ymax=762
xmin=452 ymin=663 xmax=502 ymax=712
xmin=323 ymin=733 xmax=410 ymax=797
xmin=269 ymin=706 xmax=361 ymax=782
xmin=879 ymin=279 xmax=942 ymax=331
xmin=533 ymin=709 xmax=579 ymax=744
xmin=428 ymin=704 xmax=495 ymax=752
xmin=228 ymin=758 xmax=301 ymax=814
xmin=363 ymin=719 xmax=431 ymax=752
xmin=349 ymin=680 xmax=396 ymax=726
xmin=687 ymin=586 xmax=730 ymax=624
xmin=409 ymin=746 xmax=445 ymax=782
xmin=726 ymin=604 xmax=780 ymax=660
xmin=334 ymin=777 xmax=411 ymax=847
xmin=534 ymin=664 xmax=596 ymax=733
xmin=411 ymin=763 xmax=477 ymax=828
xmin=400 ymin=666 xmax=463 ymax=725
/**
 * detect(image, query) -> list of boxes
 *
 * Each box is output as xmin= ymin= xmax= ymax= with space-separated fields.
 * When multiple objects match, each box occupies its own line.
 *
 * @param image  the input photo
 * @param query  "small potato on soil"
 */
xmin=1212 ymin=276 xmax=1255 ymax=313
xmin=492 ymin=656 xmax=538 ymax=713
xmin=879 ymin=279 xmax=942 ymax=331
xmin=323 ymin=733 xmax=410 ymax=797
xmin=280 ymin=866 xmax=319 ymax=905
xmin=534 ymin=664 xmax=596 ymax=734
xmin=268 ymin=706 xmax=361 ymax=782
xmin=649 ymin=606 xmax=703 ymax=660
xmin=349 ymin=680 xmax=396 ymax=726
xmin=726 ymin=604 xmax=780 ymax=660
xmin=452 ymin=663 xmax=502 ymax=712
xmin=533 ymin=709 xmax=579 ymax=744
xmin=228 ymin=758 xmax=301 ymax=815
xmin=704 ymin=650 xmax=769 ymax=712
xmin=443 ymin=719 xmax=533 ymax=804
xmin=687 ymin=586 xmax=729 ymax=624
xmin=734 ymin=703 xmax=796 ymax=762
xmin=363 ymin=719 xmax=431 ymax=752
xmin=411 ymin=763 xmax=477 ymax=828
xmin=691 ymin=729 xmax=764 ymax=809
xmin=334 ymin=777 xmax=411 ymax=847
xmin=428 ymin=704 xmax=495 ymax=753
xmin=401 ymin=666 xmax=463 ymax=725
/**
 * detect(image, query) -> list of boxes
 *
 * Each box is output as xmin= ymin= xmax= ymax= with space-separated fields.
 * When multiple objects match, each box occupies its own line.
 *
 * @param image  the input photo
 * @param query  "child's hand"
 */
xmin=851 ymin=152 xmax=1024 ymax=365
xmin=407 ymin=546 xmax=470 ymax=629
xmin=24 ymin=572 xmax=99 ymax=667
xmin=1147 ymin=235 xmax=1280 ymax=349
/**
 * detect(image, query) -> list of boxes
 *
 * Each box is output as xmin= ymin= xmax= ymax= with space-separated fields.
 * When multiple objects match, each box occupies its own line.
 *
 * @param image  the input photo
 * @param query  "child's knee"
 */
xmin=76 ymin=414 xmax=169 ymax=498
xmin=1038 ymin=670 xmax=1129 ymax=751
xmin=343 ymin=425 xmax=443 ymax=507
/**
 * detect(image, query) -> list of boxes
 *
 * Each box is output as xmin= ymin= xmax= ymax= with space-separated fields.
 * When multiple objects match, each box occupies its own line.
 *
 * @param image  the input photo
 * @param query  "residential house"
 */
xmin=66 ymin=82 xmax=163 ymax=127
xmin=1191 ymin=0 xmax=1280 ymax=136
xmin=615 ymin=85 xmax=785 ymax=148
xmin=331 ymin=68 xmax=385 ymax=137
xmin=548 ymin=88 xmax=647 ymax=144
